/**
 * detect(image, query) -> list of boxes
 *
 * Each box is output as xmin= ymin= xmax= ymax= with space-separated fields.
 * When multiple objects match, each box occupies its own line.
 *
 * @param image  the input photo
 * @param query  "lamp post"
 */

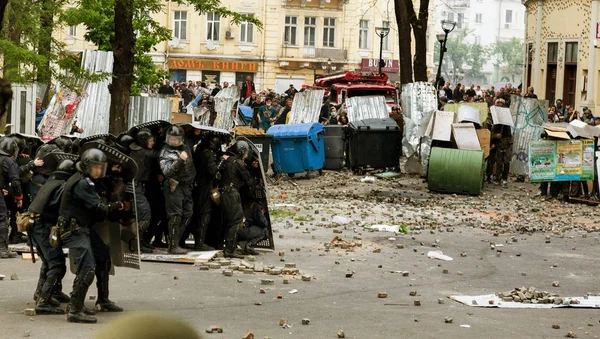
xmin=435 ymin=20 xmax=456 ymax=89
xmin=375 ymin=26 xmax=390 ymax=74
xmin=322 ymin=58 xmax=337 ymax=74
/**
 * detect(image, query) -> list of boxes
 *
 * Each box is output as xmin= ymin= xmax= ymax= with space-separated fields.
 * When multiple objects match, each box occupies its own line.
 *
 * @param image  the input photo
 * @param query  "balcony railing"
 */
xmin=302 ymin=46 xmax=347 ymax=59
xmin=448 ymin=0 xmax=470 ymax=7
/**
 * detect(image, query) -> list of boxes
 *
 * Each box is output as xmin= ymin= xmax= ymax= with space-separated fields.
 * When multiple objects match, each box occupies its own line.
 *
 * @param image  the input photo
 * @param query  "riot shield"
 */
xmin=78 ymin=133 xmax=117 ymax=148
xmin=127 ymin=120 xmax=172 ymax=150
xmin=7 ymin=133 xmax=44 ymax=156
xmin=236 ymin=136 xmax=275 ymax=250
xmin=40 ymin=152 xmax=79 ymax=173
xmin=71 ymin=141 xmax=141 ymax=272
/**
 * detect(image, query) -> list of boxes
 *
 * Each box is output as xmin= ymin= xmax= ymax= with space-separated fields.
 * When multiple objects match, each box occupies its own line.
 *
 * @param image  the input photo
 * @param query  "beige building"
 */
xmin=58 ymin=0 xmax=440 ymax=93
xmin=523 ymin=0 xmax=600 ymax=112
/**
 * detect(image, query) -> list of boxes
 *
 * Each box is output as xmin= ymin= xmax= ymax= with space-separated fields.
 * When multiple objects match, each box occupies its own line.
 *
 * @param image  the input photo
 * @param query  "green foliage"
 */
xmin=433 ymin=30 xmax=489 ymax=83
xmin=490 ymin=37 xmax=524 ymax=81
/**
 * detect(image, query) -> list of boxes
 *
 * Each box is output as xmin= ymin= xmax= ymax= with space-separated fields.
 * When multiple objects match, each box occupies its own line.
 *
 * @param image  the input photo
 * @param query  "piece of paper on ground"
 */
xmin=450 ymin=294 xmax=600 ymax=309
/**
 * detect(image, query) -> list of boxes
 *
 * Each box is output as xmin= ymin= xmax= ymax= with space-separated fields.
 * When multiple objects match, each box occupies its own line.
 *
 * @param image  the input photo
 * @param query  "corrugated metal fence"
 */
xmin=128 ymin=96 xmax=172 ymax=128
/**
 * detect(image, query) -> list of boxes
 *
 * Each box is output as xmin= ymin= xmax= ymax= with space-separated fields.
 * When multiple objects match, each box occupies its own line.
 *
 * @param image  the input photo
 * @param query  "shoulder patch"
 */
xmin=85 ymin=177 xmax=95 ymax=186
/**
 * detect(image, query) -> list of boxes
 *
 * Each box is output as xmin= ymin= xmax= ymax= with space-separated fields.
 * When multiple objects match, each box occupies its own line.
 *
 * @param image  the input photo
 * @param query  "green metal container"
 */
xmin=428 ymin=147 xmax=485 ymax=195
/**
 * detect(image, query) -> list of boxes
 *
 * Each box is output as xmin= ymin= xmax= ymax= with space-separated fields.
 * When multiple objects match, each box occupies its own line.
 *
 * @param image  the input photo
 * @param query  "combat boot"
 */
xmin=0 ymin=231 xmax=17 ymax=258
xmin=242 ymin=237 xmax=262 ymax=255
xmin=194 ymin=215 xmax=215 ymax=251
xmin=138 ymin=221 xmax=155 ymax=253
xmin=36 ymin=276 xmax=65 ymax=315
xmin=167 ymin=217 xmax=188 ymax=255
xmin=66 ymin=269 xmax=96 ymax=324
xmin=95 ymin=268 xmax=123 ymax=312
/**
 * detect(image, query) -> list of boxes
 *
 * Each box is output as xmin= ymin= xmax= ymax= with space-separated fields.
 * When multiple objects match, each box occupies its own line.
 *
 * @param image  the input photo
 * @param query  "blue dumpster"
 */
xmin=267 ymin=123 xmax=325 ymax=174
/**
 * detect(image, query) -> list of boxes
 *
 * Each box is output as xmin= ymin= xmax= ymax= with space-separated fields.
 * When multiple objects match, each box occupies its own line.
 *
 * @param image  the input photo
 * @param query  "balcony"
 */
xmin=302 ymin=46 xmax=347 ymax=59
xmin=447 ymin=0 xmax=470 ymax=7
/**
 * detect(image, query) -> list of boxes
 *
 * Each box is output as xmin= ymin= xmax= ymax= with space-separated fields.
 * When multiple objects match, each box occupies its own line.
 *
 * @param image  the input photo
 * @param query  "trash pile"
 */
xmin=496 ymin=287 xmax=580 ymax=305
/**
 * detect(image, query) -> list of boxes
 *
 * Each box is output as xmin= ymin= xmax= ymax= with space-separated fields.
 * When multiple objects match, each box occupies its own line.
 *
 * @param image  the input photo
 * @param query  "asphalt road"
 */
xmin=2 ymin=173 xmax=600 ymax=339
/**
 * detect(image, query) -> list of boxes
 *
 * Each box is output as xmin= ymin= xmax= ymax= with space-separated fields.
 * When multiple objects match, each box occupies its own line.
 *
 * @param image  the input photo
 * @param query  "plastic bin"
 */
xmin=267 ymin=123 xmax=325 ymax=174
xmin=427 ymin=147 xmax=485 ymax=195
xmin=323 ymin=125 xmax=345 ymax=170
xmin=348 ymin=118 xmax=401 ymax=170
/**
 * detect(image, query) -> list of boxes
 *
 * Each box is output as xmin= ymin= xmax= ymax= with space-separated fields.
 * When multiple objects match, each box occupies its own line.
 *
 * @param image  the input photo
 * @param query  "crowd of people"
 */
xmin=0 ymin=123 xmax=270 ymax=324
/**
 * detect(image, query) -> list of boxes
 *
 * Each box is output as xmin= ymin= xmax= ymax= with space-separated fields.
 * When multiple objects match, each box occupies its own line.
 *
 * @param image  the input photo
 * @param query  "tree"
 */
xmin=490 ymin=37 xmax=524 ymax=83
xmin=433 ymin=30 xmax=488 ymax=84
xmin=66 ymin=0 xmax=262 ymax=134
xmin=394 ymin=0 xmax=430 ymax=84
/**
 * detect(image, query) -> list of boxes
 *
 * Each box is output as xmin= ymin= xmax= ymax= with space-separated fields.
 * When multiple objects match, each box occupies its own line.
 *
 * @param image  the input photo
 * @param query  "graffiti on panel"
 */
xmin=509 ymin=96 xmax=548 ymax=176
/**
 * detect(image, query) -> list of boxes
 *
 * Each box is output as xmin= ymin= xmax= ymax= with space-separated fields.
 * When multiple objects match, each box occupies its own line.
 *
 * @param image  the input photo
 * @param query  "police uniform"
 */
xmin=159 ymin=126 xmax=196 ymax=254
xmin=129 ymin=130 xmax=160 ymax=252
xmin=58 ymin=149 xmax=123 ymax=323
xmin=28 ymin=163 xmax=74 ymax=314
xmin=220 ymin=142 xmax=254 ymax=258
xmin=238 ymin=202 xmax=268 ymax=255
xmin=0 ymin=138 xmax=23 ymax=259
xmin=190 ymin=137 xmax=221 ymax=251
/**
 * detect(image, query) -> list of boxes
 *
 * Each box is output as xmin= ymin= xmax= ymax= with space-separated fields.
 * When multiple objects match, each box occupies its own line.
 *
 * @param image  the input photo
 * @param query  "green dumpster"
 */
xmin=428 ymin=147 xmax=485 ymax=195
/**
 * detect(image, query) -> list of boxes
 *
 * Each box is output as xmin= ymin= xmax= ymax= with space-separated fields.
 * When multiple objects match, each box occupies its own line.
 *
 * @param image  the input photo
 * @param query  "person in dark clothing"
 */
xmin=58 ymin=149 xmax=128 ymax=323
xmin=272 ymin=97 xmax=292 ymax=125
xmin=284 ymin=84 xmax=298 ymax=97
xmin=210 ymin=84 xmax=222 ymax=97
xmin=238 ymin=201 xmax=268 ymax=255
xmin=191 ymin=135 xmax=223 ymax=251
xmin=129 ymin=129 xmax=160 ymax=253
xmin=179 ymin=84 xmax=196 ymax=108
xmin=524 ymin=86 xmax=538 ymax=99
xmin=465 ymin=84 xmax=476 ymax=98
xmin=453 ymin=83 xmax=464 ymax=102
xmin=158 ymin=80 xmax=175 ymax=96
xmin=29 ymin=158 xmax=76 ymax=315
xmin=159 ymin=126 xmax=196 ymax=254
xmin=443 ymin=82 xmax=453 ymax=100
xmin=240 ymin=75 xmax=256 ymax=102
xmin=220 ymin=141 xmax=254 ymax=258
xmin=0 ymin=138 xmax=22 ymax=259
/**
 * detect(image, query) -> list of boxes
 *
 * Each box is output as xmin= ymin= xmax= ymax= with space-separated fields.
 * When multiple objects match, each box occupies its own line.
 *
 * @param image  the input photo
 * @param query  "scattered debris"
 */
xmin=566 ymin=331 xmax=577 ymax=338
xmin=11 ymin=273 xmax=18 ymax=280
xmin=242 ymin=332 xmax=254 ymax=339
xmin=222 ymin=270 xmax=233 ymax=277
xmin=409 ymin=291 xmax=417 ymax=296
xmin=24 ymin=331 xmax=30 ymax=338
xmin=427 ymin=250 xmax=453 ymax=261
xmin=360 ymin=176 xmax=376 ymax=183
xmin=552 ymin=324 xmax=561 ymax=329
xmin=377 ymin=292 xmax=388 ymax=298
xmin=259 ymin=288 xmax=266 ymax=294
xmin=365 ymin=224 xmax=400 ymax=233
xmin=24 ymin=309 xmax=36 ymax=316
xmin=337 ymin=330 xmax=346 ymax=338
xmin=205 ymin=325 xmax=223 ymax=333
xmin=277 ymin=292 xmax=283 ymax=299
xmin=261 ymin=279 xmax=274 ymax=285
xmin=302 ymin=318 xmax=310 ymax=325
xmin=445 ymin=317 xmax=453 ymax=324
xmin=552 ymin=281 xmax=560 ymax=287
xmin=331 ymin=215 xmax=350 ymax=224
xmin=288 ymin=289 xmax=298 ymax=294
xmin=301 ymin=275 xmax=312 ymax=282
xmin=414 ymin=300 xmax=421 ymax=306
xmin=0 ymin=274 xmax=5 ymax=281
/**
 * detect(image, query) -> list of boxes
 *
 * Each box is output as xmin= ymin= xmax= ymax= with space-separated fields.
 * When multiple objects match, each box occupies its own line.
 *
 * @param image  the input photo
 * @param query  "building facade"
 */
xmin=434 ymin=0 xmax=525 ymax=84
xmin=58 ymin=0 xmax=438 ymax=93
xmin=524 ymin=0 xmax=599 ymax=113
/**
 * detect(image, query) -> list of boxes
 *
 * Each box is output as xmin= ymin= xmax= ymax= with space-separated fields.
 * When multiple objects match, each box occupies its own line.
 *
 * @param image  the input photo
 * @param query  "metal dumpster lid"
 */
xmin=267 ymin=123 xmax=324 ymax=138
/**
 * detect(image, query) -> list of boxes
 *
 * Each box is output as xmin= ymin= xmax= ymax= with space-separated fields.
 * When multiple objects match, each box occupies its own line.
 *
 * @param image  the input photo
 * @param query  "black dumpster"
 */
xmin=323 ymin=125 xmax=345 ymax=170
xmin=348 ymin=118 xmax=401 ymax=171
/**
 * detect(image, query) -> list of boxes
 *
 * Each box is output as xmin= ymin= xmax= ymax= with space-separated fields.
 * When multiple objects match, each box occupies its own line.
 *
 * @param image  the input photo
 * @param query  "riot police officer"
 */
xmin=58 ymin=149 xmax=127 ymax=323
xmin=129 ymin=129 xmax=159 ymax=252
xmin=159 ymin=126 xmax=196 ymax=254
xmin=29 ymin=158 xmax=76 ymax=315
xmin=0 ymin=138 xmax=23 ymax=258
xmin=220 ymin=141 xmax=254 ymax=258
xmin=191 ymin=135 xmax=222 ymax=251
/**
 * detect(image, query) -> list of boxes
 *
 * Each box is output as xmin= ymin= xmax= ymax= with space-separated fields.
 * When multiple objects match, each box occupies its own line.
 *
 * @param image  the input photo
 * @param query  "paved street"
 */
xmin=2 ymin=172 xmax=600 ymax=339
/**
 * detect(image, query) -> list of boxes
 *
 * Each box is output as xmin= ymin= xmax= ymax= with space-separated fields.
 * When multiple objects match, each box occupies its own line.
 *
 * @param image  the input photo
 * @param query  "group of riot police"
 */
xmin=0 ymin=123 xmax=270 ymax=324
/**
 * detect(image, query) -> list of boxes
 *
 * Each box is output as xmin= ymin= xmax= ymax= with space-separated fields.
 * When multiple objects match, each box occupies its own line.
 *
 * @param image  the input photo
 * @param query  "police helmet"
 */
xmin=51 ymin=136 xmax=73 ymax=153
xmin=165 ymin=125 xmax=185 ymax=148
xmin=57 ymin=159 xmax=76 ymax=174
xmin=234 ymin=140 xmax=250 ymax=158
xmin=76 ymin=148 xmax=108 ymax=179
xmin=208 ymin=136 xmax=221 ymax=152
xmin=135 ymin=128 xmax=153 ymax=148
xmin=0 ymin=137 xmax=18 ymax=158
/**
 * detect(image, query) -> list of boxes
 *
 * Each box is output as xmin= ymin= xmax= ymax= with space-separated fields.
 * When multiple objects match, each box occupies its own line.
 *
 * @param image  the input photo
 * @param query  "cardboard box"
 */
xmin=171 ymin=113 xmax=192 ymax=124
xmin=476 ymin=129 xmax=491 ymax=158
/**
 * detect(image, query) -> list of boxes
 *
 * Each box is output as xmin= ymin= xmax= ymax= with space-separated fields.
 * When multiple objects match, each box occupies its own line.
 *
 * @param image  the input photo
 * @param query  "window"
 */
xmin=304 ymin=17 xmax=316 ymax=47
xmin=284 ymin=16 xmax=298 ymax=45
xmin=505 ymin=10 xmax=513 ymax=23
xmin=447 ymin=12 xmax=455 ymax=22
xmin=565 ymin=42 xmax=578 ymax=64
xmin=474 ymin=35 xmax=480 ymax=44
xmin=359 ymin=20 xmax=369 ymax=49
xmin=475 ymin=14 xmax=482 ymax=23
xmin=382 ymin=21 xmax=390 ymax=50
xmin=68 ymin=25 xmax=77 ymax=37
xmin=457 ymin=13 xmax=464 ymax=29
xmin=207 ymin=12 xmax=220 ymax=41
xmin=547 ymin=42 xmax=558 ymax=63
xmin=323 ymin=17 xmax=336 ymax=47
xmin=240 ymin=15 xmax=254 ymax=43
xmin=173 ymin=11 xmax=187 ymax=40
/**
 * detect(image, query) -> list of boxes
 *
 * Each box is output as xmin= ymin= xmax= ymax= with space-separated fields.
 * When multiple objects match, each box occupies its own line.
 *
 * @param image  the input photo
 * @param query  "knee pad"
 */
xmin=81 ymin=269 xmax=95 ymax=286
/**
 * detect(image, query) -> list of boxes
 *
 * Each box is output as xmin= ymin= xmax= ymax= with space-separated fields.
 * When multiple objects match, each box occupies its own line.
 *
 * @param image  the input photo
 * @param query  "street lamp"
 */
xmin=435 ymin=20 xmax=456 ymax=89
xmin=322 ymin=58 xmax=337 ymax=74
xmin=375 ymin=26 xmax=390 ymax=74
